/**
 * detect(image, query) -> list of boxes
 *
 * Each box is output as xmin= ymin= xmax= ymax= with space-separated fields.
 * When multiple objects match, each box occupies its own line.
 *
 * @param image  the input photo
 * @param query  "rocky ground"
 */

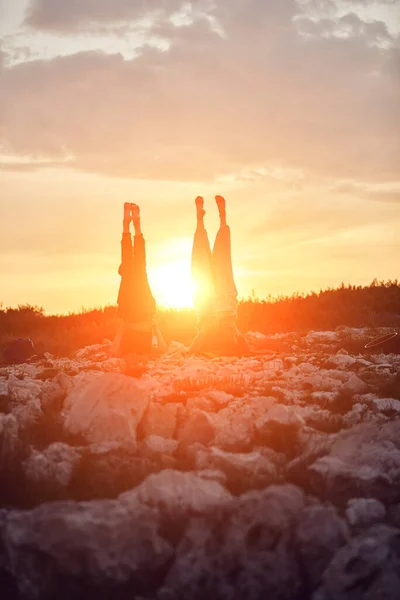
xmin=1 ymin=326 xmax=400 ymax=600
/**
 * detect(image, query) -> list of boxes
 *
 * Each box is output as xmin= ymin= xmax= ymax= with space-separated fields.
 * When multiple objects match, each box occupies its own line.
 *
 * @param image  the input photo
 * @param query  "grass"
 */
xmin=1 ymin=279 xmax=399 ymax=359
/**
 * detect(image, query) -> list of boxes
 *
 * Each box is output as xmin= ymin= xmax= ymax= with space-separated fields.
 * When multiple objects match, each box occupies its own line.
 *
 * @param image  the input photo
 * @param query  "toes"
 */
xmin=130 ymin=203 xmax=140 ymax=219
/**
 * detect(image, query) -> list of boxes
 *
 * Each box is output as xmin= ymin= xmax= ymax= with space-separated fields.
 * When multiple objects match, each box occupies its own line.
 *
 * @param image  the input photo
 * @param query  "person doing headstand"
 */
xmin=112 ymin=203 xmax=166 ymax=357
xmin=190 ymin=195 xmax=249 ymax=355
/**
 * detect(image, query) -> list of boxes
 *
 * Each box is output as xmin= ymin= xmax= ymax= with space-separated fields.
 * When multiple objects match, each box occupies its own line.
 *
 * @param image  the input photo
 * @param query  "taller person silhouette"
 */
xmin=190 ymin=195 xmax=249 ymax=355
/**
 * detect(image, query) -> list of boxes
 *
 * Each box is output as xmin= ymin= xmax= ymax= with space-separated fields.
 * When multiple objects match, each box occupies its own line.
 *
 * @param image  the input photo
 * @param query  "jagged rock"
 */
xmin=121 ymin=470 xmax=232 ymax=520
xmin=177 ymin=410 xmax=215 ymax=448
xmin=140 ymin=402 xmax=179 ymax=439
xmin=295 ymin=504 xmax=350 ymax=590
xmin=314 ymin=525 xmax=400 ymax=600
xmin=69 ymin=443 xmax=162 ymax=501
xmin=194 ymin=446 xmax=278 ymax=494
xmin=1 ymin=499 xmax=173 ymax=599
xmin=255 ymin=404 xmax=304 ymax=456
xmin=211 ymin=396 xmax=276 ymax=452
xmin=370 ymin=397 xmax=400 ymax=416
xmin=0 ymin=414 xmax=19 ymax=467
xmin=141 ymin=435 xmax=178 ymax=458
xmin=75 ymin=343 xmax=111 ymax=360
xmin=343 ymin=403 xmax=368 ymax=427
xmin=7 ymin=375 xmax=42 ymax=405
xmin=206 ymin=390 xmax=233 ymax=407
xmin=343 ymin=374 xmax=369 ymax=394
xmin=388 ymin=503 xmax=400 ymax=528
xmin=63 ymin=373 xmax=149 ymax=445
xmin=23 ymin=443 xmax=82 ymax=500
xmin=308 ymin=422 xmax=400 ymax=505
xmin=305 ymin=409 xmax=344 ymax=433
xmin=159 ymin=484 xmax=305 ymax=600
xmin=346 ymin=498 xmax=386 ymax=530
xmin=40 ymin=379 xmax=67 ymax=412
xmin=7 ymin=376 xmax=43 ymax=433
xmin=0 ymin=414 xmax=26 ymax=508
xmin=0 ymin=378 xmax=8 ymax=400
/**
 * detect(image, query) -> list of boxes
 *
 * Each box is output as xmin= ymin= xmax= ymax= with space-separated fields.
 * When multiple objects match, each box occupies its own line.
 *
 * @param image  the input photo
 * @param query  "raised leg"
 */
xmin=212 ymin=195 xmax=238 ymax=316
xmin=191 ymin=196 xmax=214 ymax=323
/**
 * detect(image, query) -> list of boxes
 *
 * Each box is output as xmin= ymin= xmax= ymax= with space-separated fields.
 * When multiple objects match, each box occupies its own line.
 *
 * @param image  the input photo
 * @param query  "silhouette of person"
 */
xmin=111 ymin=203 xmax=166 ymax=356
xmin=190 ymin=195 xmax=249 ymax=355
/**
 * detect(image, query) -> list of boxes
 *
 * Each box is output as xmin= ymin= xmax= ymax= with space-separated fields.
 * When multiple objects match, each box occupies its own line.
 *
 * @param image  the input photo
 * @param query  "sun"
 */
xmin=148 ymin=259 xmax=194 ymax=309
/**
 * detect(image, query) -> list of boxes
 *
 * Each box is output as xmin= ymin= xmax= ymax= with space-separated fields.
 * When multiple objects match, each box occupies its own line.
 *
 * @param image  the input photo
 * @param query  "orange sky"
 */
xmin=0 ymin=0 xmax=399 ymax=313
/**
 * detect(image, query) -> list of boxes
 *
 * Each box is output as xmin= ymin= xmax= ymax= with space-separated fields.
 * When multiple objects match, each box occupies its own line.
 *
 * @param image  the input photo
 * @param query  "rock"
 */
xmin=194 ymin=446 xmax=278 ymax=494
xmin=0 ymin=414 xmax=26 ymax=507
xmin=295 ymin=504 xmax=350 ymax=590
xmin=346 ymin=498 xmax=386 ymax=530
xmin=206 ymin=390 xmax=233 ymax=408
xmin=1 ymin=499 xmax=173 ymax=599
xmin=40 ymin=379 xmax=67 ymax=412
xmin=0 ymin=378 xmax=8 ymax=399
xmin=75 ymin=343 xmax=111 ymax=360
xmin=343 ymin=373 xmax=368 ymax=394
xmin=63 ymin=373 xmax=149 ymax=445
xmin=305 ymin=409 xmax=344 ymax=433
xmin=121 ymin=470 xmax=232 ymax=520
xmin=308 ymin=421 xmax=400 ymax=506
xmin=314 ymin=525 xmax=400 ymax=600
xmin=160 ymin=484 xmax=304 ymax=600
xmin=177 ymin=410 xmax=215 ymax=449
xmin=10 ymin=397 xmax=42 ymax=433
xmin=343 ymin=403 xmax=368 ymax=427
xmin=388 ymin=503 xmax=400 ymax=528
xmin=370 ymin=397 xmax=400 ymax=416
xmin=0 ymin=414 xmax=19 ymax=467
xmin=255 ymin=404 xmax=304 ymax=456
xmin=70 ymin=443 xmax=162 ymax=501
xmin=23 ymin=443 xmax=82 ymax=500
xmin=7 ymin=375 xmax=42 ymax=405
xmin=285 ymin=429 xmax=334 ymax=492
xmin=141 ymin=436 xmax=178 ymax=458
xmin=7 ymin=376 xmax=43 ymax=434
xmin=139 ymin=402 xmax=179 ymax=439
xmin=211 ymin=396 xmax=275 ymax=452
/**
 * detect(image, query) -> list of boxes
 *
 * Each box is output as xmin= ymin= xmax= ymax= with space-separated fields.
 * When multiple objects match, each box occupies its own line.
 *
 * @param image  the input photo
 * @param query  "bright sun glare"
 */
xmin=149 ymin=259 xmax=194 ymax=309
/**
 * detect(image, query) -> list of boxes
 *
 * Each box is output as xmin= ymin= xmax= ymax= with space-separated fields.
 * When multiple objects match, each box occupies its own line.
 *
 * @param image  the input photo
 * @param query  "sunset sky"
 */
xmin=0 ymin=0 xmax=399 ymax=314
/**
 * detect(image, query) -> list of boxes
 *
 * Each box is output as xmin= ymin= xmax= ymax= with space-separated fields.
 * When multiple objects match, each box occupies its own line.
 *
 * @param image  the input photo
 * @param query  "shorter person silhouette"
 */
xmin=112 ymin=203 xmax=166 ymax=356
xmin=190 ymin=195 xmax=249 ymax=355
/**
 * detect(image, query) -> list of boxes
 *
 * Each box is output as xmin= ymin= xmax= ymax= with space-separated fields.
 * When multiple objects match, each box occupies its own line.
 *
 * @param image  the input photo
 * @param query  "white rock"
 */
xmin=0 ymin=378 xmax=8 ymax=397
xmin=121 ymin=469 xmax=232 ymax=518
xmin=63 ymin=372 xmax=149 ymax=445
xmin=8 ymin=375 xmax=42 ymax=404
xmin=346 ymin=498 xmax=386 ymax=528
xmin=343 ymin=373 xmax=368 ymax=394
xmin=371 ymin=397 xmax=400 ymax=415
xmin=23 ymin=443 xmax=81 ymax=491
xmin=140 ymin=402 xmax=179 ymax=439
xmin=142 ymin=435 xmax=178 ymax=457
xmin=0 ymin=414 xmax=20 ymax=465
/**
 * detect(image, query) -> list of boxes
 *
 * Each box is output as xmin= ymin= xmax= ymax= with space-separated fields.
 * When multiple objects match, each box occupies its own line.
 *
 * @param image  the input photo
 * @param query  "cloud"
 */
xmin=25 ymin=0 xmax=191 ymax=31
xmin=0 ymin=0 xmax=398 ymax=183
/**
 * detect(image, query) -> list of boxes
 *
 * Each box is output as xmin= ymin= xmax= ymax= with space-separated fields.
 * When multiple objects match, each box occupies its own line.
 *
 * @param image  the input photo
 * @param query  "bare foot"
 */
xmin=124 ymin=202 xmax=132 ymax=222
xmin=215 ymin=195 xmax=226 ymax=224
xmin=130 ymin=203 xmax=140 ymax=222
xmin=195 ymin=196 xmax=205 ymax=220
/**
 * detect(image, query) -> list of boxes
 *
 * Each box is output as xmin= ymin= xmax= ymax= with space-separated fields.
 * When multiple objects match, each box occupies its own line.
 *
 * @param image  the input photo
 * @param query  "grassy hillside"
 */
xmin=1 ymin=279 xmax=399 ymax=357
